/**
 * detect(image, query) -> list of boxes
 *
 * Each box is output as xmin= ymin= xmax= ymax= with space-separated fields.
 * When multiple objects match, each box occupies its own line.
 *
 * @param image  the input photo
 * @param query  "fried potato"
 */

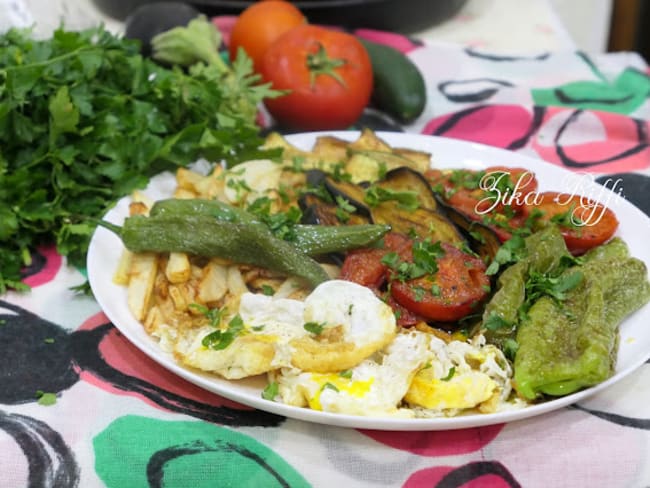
xmin=127 ymin=252 xmax=159 ymax=322
xmin=197 ymin=260 xmax=229 ymax=305
xmin=176 ymin=167 xmax=206 ymax=192
xmin=113 ymin=249 xmax=133 ymax=286
xmin=165 ymin=252 xmax=191 ymax=284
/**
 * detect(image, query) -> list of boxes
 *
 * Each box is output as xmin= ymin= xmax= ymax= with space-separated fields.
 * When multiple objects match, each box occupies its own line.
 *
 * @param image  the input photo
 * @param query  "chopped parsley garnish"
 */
xmin=202 ymin=314 xmax=245 ymax=350
xmin=524 ymin=270 xmax=584 ymax=305
xmin=485 ymin=234 xmax=527 ymax=276
xmin=503 ymin=339 xmax=519 ymax=361
xmin=262 ymin=382 xmax=279 ymax=401
xmin=413 ymin=286 xmax=427 ymax=302
xmin=550 ymin=205 xmax=583 ymax=229
xmin=304 ymin=321 xmax=326 ymax=335
xmin=261 ymin=284 xmax=275 ymax=296
xmin=364 ymin=186 xmax=419 ymax=211
xmin=246 ymin=197 xmax=302 ymax=241
xmin=382 ymin=238 xmax=445 ymax=282
xmin=190 ymin=303 xmax=227 ymax=328
xmin=322 ymin=382 xmax=339 ymax=392
xmin=330 ymin=162 xmax=353 ymax=182
xmin=335 ymin=196 xmax=356 ymax=223
xmin=483 ymin=313 xmax=515 ymax=332
xmin=339 ymin=370 xmax=353 ymax=379
xmin=440 ymin=367 xmax=456 ymax=381
xmin=36 ymin=391 xmax=57 ymax=406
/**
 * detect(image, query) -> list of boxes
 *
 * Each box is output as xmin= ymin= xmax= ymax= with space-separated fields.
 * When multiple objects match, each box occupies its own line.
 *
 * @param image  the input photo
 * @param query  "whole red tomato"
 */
xmin=228 ymin=0 xmax=306 ymax=74
xmin=261 ymin=24 xmax=373 ymax=130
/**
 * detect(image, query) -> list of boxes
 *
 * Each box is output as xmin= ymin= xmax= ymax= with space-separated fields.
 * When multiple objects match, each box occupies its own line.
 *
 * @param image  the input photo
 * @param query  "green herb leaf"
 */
xmin=441 ymin=367 xmax=456 ymax=381
xmin=364 ymin=186 xmax=419 ymax=210
xmin=201 ymin=314 xmax=245 ymax=350
xmin=483 ymin=313 xmax=514 ymax=332
xmin=36 ymin=391 xmax=57 ymax=406
xmin=0 ymin=24 xmax=278 ymax=292
xmin=304 ymin=321 xmax=325 ymax=335
xmin=262 ymin=382 xmax=279 ymax=401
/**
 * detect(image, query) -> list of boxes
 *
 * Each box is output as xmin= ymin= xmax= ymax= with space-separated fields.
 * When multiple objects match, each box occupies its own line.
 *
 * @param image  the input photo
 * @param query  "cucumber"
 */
xmin=359 ymin=39 xmax=427 ymax=124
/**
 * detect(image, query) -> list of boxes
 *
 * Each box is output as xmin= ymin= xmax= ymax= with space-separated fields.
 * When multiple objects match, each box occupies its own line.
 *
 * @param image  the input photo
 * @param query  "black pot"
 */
xmin=93 ymin=0 xmax=467 ymax=33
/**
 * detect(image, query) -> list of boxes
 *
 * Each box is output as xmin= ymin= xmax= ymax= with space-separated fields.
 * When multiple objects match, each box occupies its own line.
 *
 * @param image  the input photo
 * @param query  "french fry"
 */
xmin=127 ymin=252 xmax=159 ymax=322
xmin=131 ymin=190 xmax=155 ymax=211
xmin=176 ymin=167 xmax=206 ymax=192
xmin=197 ymin=260 xmax=229 ymax=304
xmin=113 ymin=249 xmax=133 ymax=285
xmin=128 ymin=201 xmax=150 ymax=217
xmin=168 ymin=284 xmax=188 ymax=311
xmin=143 ymin=305 xmax=165 ymax=334
xmin=166 ymin=252 xmax=191 ymax=284
xmin=172 ymin=188 xmax=198 ymax=199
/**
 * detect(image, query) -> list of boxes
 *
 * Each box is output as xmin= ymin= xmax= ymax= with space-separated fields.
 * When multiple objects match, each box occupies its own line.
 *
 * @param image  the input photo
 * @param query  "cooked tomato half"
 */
xmin=390 ymin=243 xmax=490 ymax=323
xmin=522 ymin=191 xmax=619 ymax=255
xmin=426 ymin=166 xmax=539 ymax=242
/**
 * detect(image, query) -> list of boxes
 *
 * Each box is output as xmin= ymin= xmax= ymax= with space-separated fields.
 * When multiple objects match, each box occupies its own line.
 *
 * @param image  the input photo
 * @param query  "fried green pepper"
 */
xmin=481 ymin=225 xmax=570 ymax=348
xmin=514 ymin=254 xmax=650 ymax=399
xmin=101 ymin=214 xmax=331 ymax=287
xmin=149 ymin=198 xmax=391 ymax=256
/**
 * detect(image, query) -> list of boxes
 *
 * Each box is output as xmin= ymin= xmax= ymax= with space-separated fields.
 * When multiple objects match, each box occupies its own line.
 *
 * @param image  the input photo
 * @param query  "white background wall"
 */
xmin=549 ymin=0 xmax=614 ymax=53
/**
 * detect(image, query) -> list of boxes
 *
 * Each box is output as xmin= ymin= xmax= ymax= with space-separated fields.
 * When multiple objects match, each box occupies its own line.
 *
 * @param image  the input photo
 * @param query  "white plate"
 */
xmin=87 ymin=131 xmax=650 ymax=431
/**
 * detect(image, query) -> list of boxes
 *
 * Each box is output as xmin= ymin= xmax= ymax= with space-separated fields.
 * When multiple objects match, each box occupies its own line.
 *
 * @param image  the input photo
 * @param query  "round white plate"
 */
xmin=87 ymin=131 xmax=650 ymax=431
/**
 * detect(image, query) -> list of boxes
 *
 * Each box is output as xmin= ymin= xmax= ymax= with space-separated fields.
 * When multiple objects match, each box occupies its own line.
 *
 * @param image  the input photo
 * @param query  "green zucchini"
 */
xmin=359 ymin=38 xmax=427 ymax=124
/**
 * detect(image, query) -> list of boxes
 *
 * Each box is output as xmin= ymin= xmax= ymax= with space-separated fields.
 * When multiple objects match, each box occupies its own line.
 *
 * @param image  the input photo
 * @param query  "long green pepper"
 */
xmin=103 ymin=214 xmax=331 ymax=286
xmin=149 ymin=198 xmax=391 ymax=256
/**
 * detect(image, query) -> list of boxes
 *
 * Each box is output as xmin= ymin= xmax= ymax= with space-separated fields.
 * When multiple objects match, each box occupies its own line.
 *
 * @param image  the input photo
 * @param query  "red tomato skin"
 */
xmin=523 ymin=191 xmax=619 ymax=255
xmin=339 ymin=248 xmax=387 ymax=288
xmin=339 ymin=233 xmax=412 ymax=287
xmin=426 ymin=166 xmax=538 ymax=242
xmin=261 ymin=25 xmax=373 ymax=130
xmin=390 ymin=243 xmax=490 ymax=323
xmin=228 ymin=0 xmax=306 ymax=74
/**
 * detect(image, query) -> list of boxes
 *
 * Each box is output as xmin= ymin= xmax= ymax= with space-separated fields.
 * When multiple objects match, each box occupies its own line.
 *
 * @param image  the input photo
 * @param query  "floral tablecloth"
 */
xmin=2 ymin=18 xmax=650 ymax=488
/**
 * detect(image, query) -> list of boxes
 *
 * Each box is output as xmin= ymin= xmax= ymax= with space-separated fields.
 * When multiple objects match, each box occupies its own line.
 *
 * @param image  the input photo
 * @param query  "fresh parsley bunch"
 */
xmin=0 ymin=22 xmax=277 ymax=293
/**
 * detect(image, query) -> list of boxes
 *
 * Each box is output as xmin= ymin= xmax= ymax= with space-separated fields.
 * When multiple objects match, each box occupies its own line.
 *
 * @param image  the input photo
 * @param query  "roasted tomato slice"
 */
xmin=426 ymin=166 xmax=538 ymax=242
xmin=522 ymin=191 xmax=619 ymax=255
xmin=390 ymin=243 xmax=490 ymax=323
xmin=340 ymin=232 xmax=412 ymax=288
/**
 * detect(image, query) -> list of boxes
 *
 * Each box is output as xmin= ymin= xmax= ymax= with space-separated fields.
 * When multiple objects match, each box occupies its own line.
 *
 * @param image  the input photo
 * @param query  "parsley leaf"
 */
xmin=262 ymin=382 xmax=279 ymax=401
xmin=0 ymin=24 xmax=278 ymax=293
xmin=440 ymin=367 xmax=456 ymax=381
xmin=36 ymin=391 xmax=57 ymax=406
xmin=202 ymin=314 xmax=245 ymax=350
xmin=486 ymin=234 xmax=527 ymax=276
xmin=304 ymin=321 xmax=326 ymax=335
xmin=364 ymin=186 xmax=419 ymax=211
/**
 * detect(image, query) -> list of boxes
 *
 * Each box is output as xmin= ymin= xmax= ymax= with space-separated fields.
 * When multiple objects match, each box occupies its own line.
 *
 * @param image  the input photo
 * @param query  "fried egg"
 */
xmin=405 ymin=334 xmax=514 ymax=416
xmin=272 ymin=330 xmax=430 ymax=417
xmin=290 ymin=279 xmax=397 ymax=373
xmin=173 ymin=279 xmax=397 ymax=379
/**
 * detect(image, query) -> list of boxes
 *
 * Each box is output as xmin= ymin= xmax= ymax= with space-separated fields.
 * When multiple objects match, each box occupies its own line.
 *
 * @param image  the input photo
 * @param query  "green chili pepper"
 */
xmin=482 ymin=225 xmax=570 ymax=348
xmin=149 ymin=198 xmax=391 ymax=256
xmin=514 ymin=254 xmax=650 ymax=399
xmin=100 ymin=214 xmax=330 ymax=287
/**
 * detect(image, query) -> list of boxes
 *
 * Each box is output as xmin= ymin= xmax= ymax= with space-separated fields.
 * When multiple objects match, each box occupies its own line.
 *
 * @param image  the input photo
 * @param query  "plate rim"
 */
xmin=87 ymin=130 xmax=650 ymax=431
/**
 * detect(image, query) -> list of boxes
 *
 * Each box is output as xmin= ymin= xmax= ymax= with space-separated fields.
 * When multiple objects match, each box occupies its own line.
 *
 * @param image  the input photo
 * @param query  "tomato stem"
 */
xmin=306 ymin=43 xmax=347 ymax=88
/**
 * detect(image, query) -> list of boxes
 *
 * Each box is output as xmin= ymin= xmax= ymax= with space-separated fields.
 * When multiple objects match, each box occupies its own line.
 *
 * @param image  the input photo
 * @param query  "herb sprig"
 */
xmin=0 ymin=23 xmax=278 ymax=293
